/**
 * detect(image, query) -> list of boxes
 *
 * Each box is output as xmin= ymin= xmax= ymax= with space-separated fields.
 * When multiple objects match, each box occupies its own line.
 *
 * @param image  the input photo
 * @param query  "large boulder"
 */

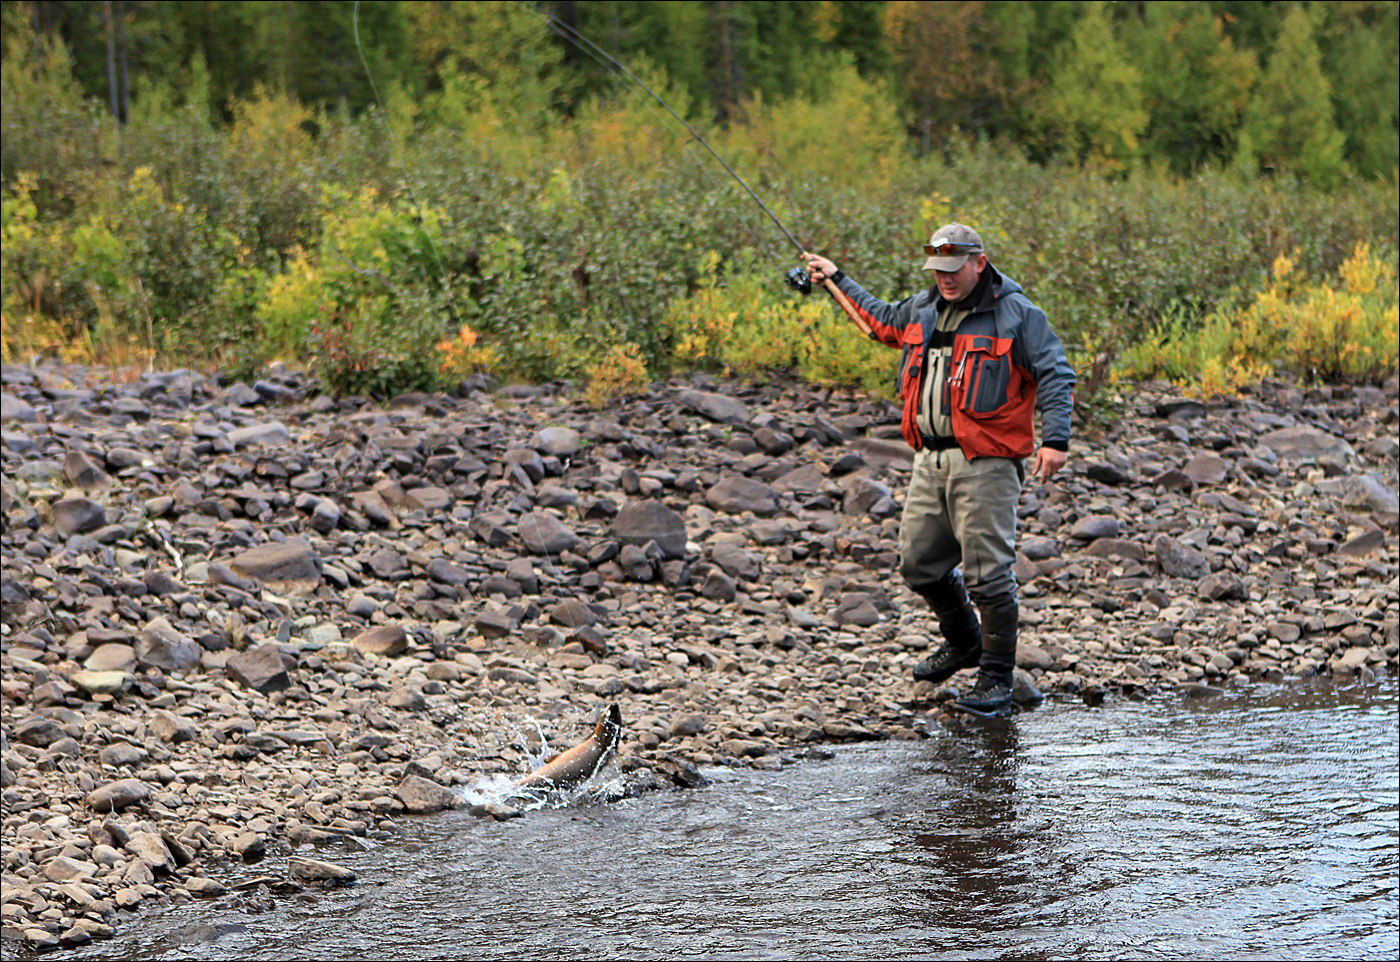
xmin=1154 ymin=535 xmax=1210 ymax=580
xmin=229 ymin=539 xmax=322 ymax=593
xmin=137 ymin=618 xmax=201 ymax=673
xmin=396 ymin=774 xmax=459 ymax=814
xmin=225 ymin=644 xmax=291 ymax=694
xmin=85 ymin=778 xmax=150 ymax=812
xmin=705 ymin=477 xmax=779 ymax=516
xmin=517 ymin=511 xmax=578 ymax=556
xmin=679 ymin=389 xmax=749 ymax=425
xmin=611 ymin=500 xmax=687 ymax=559
xmin=351 ymin=625 xmax=407 ymax=657
xmin=51 ymin=497 xmax=107 ymax=535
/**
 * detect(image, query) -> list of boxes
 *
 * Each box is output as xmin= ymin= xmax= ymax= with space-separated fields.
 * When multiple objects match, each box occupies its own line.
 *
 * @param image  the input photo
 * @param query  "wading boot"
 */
xmin=911 ymin=572 xmax=982 ymax=684
xmin=953 ymin=669 xmax=1015 ymax=717
xmin=953 ymin=595 xmax=1019 ymax=717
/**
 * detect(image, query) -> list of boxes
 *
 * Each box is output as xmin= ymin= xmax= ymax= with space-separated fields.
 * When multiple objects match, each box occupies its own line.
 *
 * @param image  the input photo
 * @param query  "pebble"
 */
xmin=1 ymin=364 xmax=1395 ymax=946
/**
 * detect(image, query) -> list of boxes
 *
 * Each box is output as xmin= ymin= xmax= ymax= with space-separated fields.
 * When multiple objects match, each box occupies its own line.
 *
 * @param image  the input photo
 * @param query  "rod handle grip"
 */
xmin=822 ymin=277 xmax=872 ymax=337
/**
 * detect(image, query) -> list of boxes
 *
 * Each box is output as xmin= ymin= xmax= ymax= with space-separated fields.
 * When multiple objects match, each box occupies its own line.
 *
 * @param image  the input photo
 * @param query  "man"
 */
xmin=804 ymin=224 xmax=1075 ymax=716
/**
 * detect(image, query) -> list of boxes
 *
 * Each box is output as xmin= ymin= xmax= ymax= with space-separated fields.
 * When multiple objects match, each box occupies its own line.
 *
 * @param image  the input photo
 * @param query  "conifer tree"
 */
xmin=1129 ymin=1 xmax=1256 ymax=174
xmin=1035 ymin=0 xmax=1146 ymax=169
xmin=1234 ymin=4 xmax=1347 ymax=185
xmin=1316 ymin=0 xmax=1399 ymax=178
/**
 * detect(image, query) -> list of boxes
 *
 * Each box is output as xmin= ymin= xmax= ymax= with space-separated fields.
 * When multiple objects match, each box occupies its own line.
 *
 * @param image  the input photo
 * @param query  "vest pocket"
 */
xmin=952 ymin=334 xmax=1015 ymax=415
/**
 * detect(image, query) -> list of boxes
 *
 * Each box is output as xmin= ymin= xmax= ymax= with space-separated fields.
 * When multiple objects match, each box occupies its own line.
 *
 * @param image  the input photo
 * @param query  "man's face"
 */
xmin=933 ymin=254 xmax=986 ymax=302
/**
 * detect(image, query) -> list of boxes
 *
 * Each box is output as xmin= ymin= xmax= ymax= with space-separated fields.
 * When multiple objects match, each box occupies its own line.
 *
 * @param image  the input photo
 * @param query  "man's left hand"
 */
xmin=1032 ymin=446 xmax=1067 ymax=482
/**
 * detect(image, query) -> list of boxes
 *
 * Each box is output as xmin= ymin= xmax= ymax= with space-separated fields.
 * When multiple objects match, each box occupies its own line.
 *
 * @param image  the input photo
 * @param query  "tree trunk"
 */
xmin=104 ymin=0 xmax=119 ymax=123
xmin=554 ymin=0 xmax=578 ymax=67
xmin=714 ymin=1 xmax=732 ymax=124
xmin=117 ymin=0 xmax=130 ymax=124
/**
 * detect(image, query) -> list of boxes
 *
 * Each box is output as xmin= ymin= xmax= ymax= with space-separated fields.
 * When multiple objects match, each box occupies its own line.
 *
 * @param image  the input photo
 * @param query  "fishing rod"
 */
xmin=513 ymin=0 xmax=864 ymax=316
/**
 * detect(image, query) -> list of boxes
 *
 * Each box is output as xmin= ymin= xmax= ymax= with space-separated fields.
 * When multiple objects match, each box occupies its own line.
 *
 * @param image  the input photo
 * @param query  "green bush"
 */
xmin=1 ymin=21 xmax=1396 ymax=400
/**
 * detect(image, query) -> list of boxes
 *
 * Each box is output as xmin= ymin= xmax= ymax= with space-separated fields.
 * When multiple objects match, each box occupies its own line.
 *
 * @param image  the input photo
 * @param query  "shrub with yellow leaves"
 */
xmin=436 ymin=323 xmax=500 ymax=382
xmin=1119 ymin=243 xmax=1398 ymax=396
xmin=583 ymin=342 xmax=649 ymax=408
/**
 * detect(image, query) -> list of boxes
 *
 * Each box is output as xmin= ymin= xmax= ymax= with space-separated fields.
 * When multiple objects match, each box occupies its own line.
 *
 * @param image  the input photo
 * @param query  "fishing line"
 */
xmin=512 ymin=1 xmax=782 ymax=262
xmin=512 ymin=0 xmax=808 ymax=258
xmin=352 ymin=1 xmax=464 ymax=325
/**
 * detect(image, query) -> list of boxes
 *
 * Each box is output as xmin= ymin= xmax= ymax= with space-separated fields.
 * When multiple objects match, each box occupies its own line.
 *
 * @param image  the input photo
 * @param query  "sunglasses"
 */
xmin=924 ymin=242 xmax=983 ymax=257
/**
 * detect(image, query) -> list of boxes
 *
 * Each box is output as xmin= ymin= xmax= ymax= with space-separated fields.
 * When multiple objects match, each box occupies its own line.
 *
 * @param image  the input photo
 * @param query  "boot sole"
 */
xmin=950 ymin=699 xmax=1014 ymax=719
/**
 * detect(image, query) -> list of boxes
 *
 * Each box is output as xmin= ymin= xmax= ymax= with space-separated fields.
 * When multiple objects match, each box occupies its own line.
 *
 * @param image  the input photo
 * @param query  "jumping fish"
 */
xmin=512 ymin=704 xmax=622 ymax=791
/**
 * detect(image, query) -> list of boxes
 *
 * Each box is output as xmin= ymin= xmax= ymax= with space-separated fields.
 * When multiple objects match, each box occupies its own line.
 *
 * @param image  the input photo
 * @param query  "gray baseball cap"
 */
xmin=922 ymin=223 xmax=984 ymax=272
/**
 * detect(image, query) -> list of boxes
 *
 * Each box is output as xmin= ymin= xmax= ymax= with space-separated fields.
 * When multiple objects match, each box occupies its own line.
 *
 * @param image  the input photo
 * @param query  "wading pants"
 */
xmin=899 ymin=446 xmax=1023 ymax=674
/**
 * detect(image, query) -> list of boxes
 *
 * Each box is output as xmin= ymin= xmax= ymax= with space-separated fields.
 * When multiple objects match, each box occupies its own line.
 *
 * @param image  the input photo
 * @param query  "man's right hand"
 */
xmin=802 ymin=252 xmax=838 ymax=286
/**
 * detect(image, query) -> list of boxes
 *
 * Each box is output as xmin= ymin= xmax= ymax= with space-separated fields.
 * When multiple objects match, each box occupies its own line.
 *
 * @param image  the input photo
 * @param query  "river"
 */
xmin=63 ymin=678 xmax=1398 ymax=961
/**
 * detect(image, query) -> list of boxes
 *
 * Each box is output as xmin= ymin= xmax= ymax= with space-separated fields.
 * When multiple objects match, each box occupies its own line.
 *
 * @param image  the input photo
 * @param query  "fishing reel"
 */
xmin=785 ymin=266 xmax=812 ymax=295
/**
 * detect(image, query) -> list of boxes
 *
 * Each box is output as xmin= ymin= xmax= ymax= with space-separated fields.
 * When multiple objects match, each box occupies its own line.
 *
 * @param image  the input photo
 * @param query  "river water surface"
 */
xmin=67 ymin=679 xmax=1397 ymax=961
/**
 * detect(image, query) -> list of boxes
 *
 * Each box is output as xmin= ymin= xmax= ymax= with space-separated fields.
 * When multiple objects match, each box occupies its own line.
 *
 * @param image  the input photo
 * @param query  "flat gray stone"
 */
xmin=843 ymin=477 xmax=892 ymax=517
xmin=530 ymin=426 xmax=582 ymax=457
xmin=70 ymin=670 xmax=132 ymax=696
xmin=404 ymin=486 xmax=452 ymax=512
xmin=124 ymin=832 xmax=174 ymax=873
xmin=1182 ymin=454 xmax=1230 ymax=485
xmin=425 ymin=558 xmax=471 ymax=585
xmin=1199 ymin=570 xmax=1248 ymax=601
xmin=151 ymin=709 xmax=199 ymax=743
xmin=84 ymin=643 xmax=137 ymax=672
xmin=1 ymin=394 xmax=37 ymax=422
xmin=227 ymin=421 xmax=292 ymax=446
xmin=849 ymin=436 xmax=915 ymax=466
xmin=1340 ymin=473 xmax=1399 ymax=519
xmin=711 ymin=542 xmax=760 ymax=581
xmin=229 ymin=539 xmax=322 ymax=590
xmin=64 ymin=449 xmax=109 ymax=490
xmin=1020 ymin=537 xmax=1060 ymax=561
xmin=1070 ymin=516 xmax=1120 ymax=541
xmin=43 ymin=855 xmax=98 ymax=882
xmin=1257 ymin=426 xmax=1354 ymax=462
xmin=15 ymin=716 xmax=66 ymax=746
xmin=679 ymin=389 xmax=749 ymax=424
xmin=288 ymin=856 xmax=355 ymax=883
xmin=137 ymin=618 xmax=201 ymax=673
xmin=1083 ymin=537 xmax=1146 ymax=561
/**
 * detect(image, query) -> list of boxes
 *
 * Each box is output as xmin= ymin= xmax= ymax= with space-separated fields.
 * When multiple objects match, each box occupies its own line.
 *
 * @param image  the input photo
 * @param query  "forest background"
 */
xmin=1 ymin=0 xmax=1397 ymax=409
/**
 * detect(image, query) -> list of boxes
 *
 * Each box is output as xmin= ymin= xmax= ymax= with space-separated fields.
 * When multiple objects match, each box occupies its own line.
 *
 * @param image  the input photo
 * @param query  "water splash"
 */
xmin=458 ymin=711 xmax=627 ymax=812
xmin=458 ymin=761 xmax=627 ymax=813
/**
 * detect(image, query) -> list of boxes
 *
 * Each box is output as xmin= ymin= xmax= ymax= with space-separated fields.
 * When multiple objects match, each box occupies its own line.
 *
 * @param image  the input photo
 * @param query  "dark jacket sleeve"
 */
xmin=1011 ymin=298 xmax=1076 ymax=450
xmin=832 ymin=272 xmax=919 ymax=349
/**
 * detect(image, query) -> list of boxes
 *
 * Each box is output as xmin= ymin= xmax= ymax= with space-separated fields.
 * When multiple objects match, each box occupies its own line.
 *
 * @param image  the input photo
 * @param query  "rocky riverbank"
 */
xmin=2 ymin=363 xmax=1397 ymax=951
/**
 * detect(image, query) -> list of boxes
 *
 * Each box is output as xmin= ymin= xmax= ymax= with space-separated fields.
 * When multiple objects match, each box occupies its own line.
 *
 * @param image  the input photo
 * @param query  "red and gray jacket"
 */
xmin=829 ymin=264 xmax=1075 ymax=460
